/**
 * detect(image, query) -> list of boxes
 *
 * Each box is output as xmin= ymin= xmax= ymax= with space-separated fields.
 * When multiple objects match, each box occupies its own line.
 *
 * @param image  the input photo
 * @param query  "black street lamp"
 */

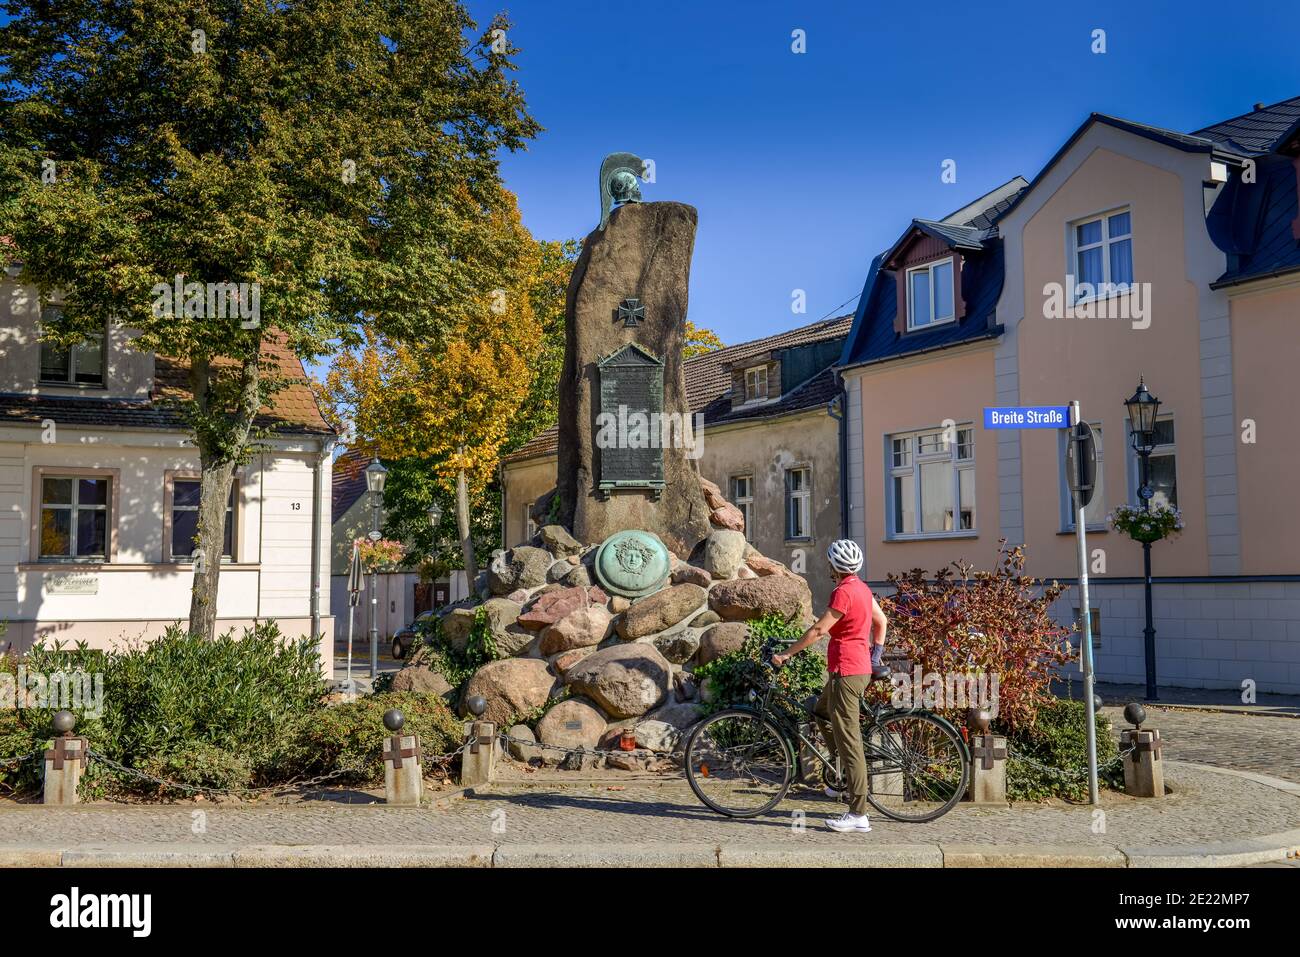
xmin=364 ymin=457 xmax=387 ymax=678
xmin=1125 ymin=378 xmax=1161 ymax=701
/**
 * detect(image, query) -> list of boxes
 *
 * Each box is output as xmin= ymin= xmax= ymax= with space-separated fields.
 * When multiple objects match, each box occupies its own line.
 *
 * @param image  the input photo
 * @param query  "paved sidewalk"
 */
xmin=1 ymin=762 xmax=1297 ymax=867
xmin=1098 ymin=704 xmax=1300 ymax=783
xmin=1056 ymin=679 xmax=1300 ymax=717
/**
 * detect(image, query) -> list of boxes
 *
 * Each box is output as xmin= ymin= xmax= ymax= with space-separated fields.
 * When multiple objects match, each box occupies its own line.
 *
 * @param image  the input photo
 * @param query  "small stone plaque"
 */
xmin=45 ymin=572 xmax=98 ymax=596
xmin=564 ymin=721 xmax=583 ymax=731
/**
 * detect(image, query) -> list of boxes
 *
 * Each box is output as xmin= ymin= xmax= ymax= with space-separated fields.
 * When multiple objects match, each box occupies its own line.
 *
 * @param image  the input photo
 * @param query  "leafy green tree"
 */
xmin=0 ymin=1 xmax=539 ymax=637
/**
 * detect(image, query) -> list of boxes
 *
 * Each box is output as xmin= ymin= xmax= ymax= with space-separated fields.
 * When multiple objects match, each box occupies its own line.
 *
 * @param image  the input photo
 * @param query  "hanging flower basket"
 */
xmin=1107 ymin=503 xmax=1183 ymax=544
xmin=354 ymin=536 xmax=406 ymax=572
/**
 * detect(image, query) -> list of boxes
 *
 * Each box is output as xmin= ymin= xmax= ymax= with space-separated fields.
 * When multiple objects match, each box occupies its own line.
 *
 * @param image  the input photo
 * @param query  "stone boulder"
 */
xmin=536 ymin=698 xmax=606 ymax=759
xmin=529 ymin=489 xmax=558 ymax=528
xmin=634 ymin=719 xmax=680 ymax=753
xmin=539 ymin=603 xmax=614 ymax=655
xmin=462 ymin=658 xmax=556 ymax=726
xmin=437 ymin=603 xmax=478 ymax=653
xmin=703 ymin=529 xmax=747 ymax=579
xmin=616 ymin=583 xmax=707 ymax=640
xmin=699 ymin=476 xmax=728 ymax=510
xmin=390 ymin=665 xmax=454 ymax=700
xmin=551 ymin=646 xmax=598 ymax=674
xmin=482 ymin=596 xmax=522 ymax=638
xmin=488 ymin=545 xmax=554 ymax=595
xmin=670 ymin=564 xmax=712 ymax=589
xmin=690 ymin=609 xmax=721 ymax=628
xmin=698 ymin=621 xmax=749 ymax=665
xmin=672 ymin=671 xmax=698 ymax=702
xmin=496 ymin=625 xmax=537 ymax=658
xmin=563 ymin=644 xmax=672 ymax=719
xmin=505 ymin=723 xmax=544 ymax=763
xmin=709 ymin=575 xmax=814 ymax=626
xmin=745 ymin=554 xmax=791 ymax=577
xmin=558 ymin=563 xmax=592 ymax=588
xmin=539 ymin=524 xmax=584 ymax=558
xmin=709 ymin=502 xmax=745 ymax=532
xmin=648 ymin=701 xmax=704 ymax=730
xmin=652 ymin=627 xmax=701 ymax=665
xmin=517 ymin=585 xmax=608 ymax=631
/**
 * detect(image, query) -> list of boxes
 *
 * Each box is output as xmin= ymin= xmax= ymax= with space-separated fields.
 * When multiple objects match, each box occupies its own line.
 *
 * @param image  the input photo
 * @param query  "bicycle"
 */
xmin=683 ymin=637 xmax=971 ymax=821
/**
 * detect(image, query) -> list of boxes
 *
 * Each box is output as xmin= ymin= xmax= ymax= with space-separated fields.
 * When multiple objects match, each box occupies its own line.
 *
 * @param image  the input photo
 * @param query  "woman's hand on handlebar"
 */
xmin=770 ymin=652 xmax=789 ymax=669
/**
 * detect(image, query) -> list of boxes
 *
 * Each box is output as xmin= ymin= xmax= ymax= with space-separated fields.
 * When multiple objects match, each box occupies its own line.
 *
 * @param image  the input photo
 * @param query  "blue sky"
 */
xmin=471 ymin=0 xmax=1300 ymax=346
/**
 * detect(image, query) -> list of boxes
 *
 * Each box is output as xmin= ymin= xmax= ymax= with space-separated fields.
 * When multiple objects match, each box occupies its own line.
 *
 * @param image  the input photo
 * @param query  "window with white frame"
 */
xmin=887 ymin=425 xmax=974 ymax=537
xmin=40 ymin=475 xmax=111 ymax=559
xmin=1059 ymin=423 xmax=1106 ymax=530
xmin=1129 ymin=416 xmax=1177 ymax=508
xmin=743 ymin=366 xmax=768 ymax=402
xmin=730 ymin=474 xmax=754 ymax=541
xmin=524 ymin=503 xmax=538 ymax=540
xmin=171 ymin=479 xmax=234 ymax=561
xmin=784 ymin=466 xmax=811 ymax=540
xmin=38 ymin=307 xmax=106 ymax=386
xmin=1071 ymin=208 xmax=1133 ymax=300
xmin=906 ymin=258 xmax=955 ymax=330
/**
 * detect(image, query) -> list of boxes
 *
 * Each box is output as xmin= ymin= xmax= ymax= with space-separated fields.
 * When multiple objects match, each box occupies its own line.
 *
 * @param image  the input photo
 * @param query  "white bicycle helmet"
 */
xmin=826 ymin=539 xmax=863 ymax=574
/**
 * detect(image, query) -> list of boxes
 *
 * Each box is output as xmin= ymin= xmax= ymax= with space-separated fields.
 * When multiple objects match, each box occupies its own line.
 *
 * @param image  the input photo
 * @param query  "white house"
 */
xmin=0 ymin=265 xmax=335 ymax=669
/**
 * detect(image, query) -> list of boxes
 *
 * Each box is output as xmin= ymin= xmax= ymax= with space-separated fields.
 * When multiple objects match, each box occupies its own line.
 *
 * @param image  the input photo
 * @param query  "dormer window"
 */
xmin=1071 ymin=208 xmax=1132 ymax=300
xmin=39 ymin=307 xmax=105 ymax=386
xmin=743 ymin=365 xmax=768 ymax=402
xmin=906 ymin=259 xmax=955 ymax=330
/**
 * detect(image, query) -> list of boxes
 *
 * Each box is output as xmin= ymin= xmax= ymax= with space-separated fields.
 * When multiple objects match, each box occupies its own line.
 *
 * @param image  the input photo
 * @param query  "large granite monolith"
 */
xmin=556 ymin=201 xmax=712 ymax=558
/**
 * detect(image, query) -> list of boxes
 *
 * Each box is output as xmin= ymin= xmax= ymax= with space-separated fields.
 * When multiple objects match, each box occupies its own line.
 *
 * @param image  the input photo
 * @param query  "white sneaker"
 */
xmin=827 ymin=812 xmax=872 ymax=833
xmin=824 ymin=785 xmax=844 ymax=799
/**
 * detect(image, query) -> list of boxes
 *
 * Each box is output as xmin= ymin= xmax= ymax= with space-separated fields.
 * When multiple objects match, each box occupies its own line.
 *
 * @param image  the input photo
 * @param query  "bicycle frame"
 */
xmin=736 ymin=677 xmax=921 ymax=779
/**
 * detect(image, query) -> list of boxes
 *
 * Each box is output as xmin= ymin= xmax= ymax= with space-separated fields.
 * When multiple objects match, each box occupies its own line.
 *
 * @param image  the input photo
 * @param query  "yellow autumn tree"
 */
xmin=684 ymin=320 xmax=724 ymax=357
xmin=321 ymin=190 xmax=547 ymax=578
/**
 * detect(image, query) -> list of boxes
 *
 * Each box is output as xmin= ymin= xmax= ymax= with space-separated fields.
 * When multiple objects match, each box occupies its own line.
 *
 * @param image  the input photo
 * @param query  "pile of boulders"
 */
xmin=391 ymin=476 xmax=815 ymax=771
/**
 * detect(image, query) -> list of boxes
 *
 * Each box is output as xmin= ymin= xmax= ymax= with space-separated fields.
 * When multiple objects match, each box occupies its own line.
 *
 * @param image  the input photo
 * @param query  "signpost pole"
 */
xmin=1069 ymin=400 xmax=1101 ymax=805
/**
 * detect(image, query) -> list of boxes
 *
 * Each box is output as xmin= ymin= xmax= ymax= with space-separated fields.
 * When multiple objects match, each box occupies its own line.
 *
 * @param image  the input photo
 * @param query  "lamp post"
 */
xmin=1125 ymin=378 xmax=1161 ymax=701
xmin=427 ymin=502 xmax=443 ymax=608
xmin=365 ymin=457 xmax=387 ymax=679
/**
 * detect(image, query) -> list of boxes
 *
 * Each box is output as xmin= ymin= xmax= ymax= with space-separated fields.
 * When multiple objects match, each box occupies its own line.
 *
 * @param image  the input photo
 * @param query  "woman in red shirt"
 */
xmin=773 ymin=539 xmax=888 ymax=833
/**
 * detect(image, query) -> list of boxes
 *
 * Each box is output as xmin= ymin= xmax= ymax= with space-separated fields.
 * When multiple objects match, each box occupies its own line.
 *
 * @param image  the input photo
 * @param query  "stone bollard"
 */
xmin=381 ymin=709 xmax=423 ymax=807
xmin=43 ymin=710 xmax=88 ymax=806
xmin=967 ymin=734 xmax=1008 ymax=803
xmin=866 ymin=726 xmax=903 ymax=800
xmin=1120 ymin=703 xmax=1164 ymax=799
xmin=459 ymin=696 xmax=497 ymax=788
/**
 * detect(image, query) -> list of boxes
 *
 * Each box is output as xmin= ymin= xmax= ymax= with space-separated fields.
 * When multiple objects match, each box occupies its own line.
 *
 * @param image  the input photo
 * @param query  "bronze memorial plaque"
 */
xmin=597 ymin=342 xmax=665 ymax=496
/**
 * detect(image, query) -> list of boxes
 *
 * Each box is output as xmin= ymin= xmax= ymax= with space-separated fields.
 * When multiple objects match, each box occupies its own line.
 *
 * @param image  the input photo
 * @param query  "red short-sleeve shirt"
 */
xmin=827 ymin=576 xmax=874 ymax=676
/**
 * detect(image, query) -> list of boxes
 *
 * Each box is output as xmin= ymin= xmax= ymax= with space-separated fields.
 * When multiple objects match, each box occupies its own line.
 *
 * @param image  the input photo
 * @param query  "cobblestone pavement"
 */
xmin=1099 ymin=704 xmax=1300 ymax=783
xmin=0 ymin=762 xmax=1296 ymax=853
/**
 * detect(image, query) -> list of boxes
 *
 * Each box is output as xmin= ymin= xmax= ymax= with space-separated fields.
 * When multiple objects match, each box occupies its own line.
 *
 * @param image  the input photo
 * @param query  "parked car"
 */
xmin=391 ymin=610 xmax=436 ymax=660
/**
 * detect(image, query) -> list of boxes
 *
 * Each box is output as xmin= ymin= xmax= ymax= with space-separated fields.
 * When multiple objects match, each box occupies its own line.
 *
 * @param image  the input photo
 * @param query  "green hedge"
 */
xmin=0 ymin=623 xmax=461 ymax=797
xmin=1004 ymin=698 xmax=1121 ymax=802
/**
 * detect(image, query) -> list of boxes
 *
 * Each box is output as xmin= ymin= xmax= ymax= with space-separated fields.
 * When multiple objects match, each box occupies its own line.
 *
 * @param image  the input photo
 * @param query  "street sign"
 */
xmin=1066 ymin=420 xmax=1097 ymax=510
xmin=347 ymin=541 xmax=364 ymax=607
xmin=983 ymin=406 xmax=1070 ymax=429
xmin=1067 ymin=400 xmax=1100 ymax=807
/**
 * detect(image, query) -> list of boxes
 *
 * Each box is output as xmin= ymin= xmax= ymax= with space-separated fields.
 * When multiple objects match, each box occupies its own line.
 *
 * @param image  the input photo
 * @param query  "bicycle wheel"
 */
xmin=864 ymin=711 xmax=969 ymax=823
xmin=684 ymin=709 xmax=793 ymax=818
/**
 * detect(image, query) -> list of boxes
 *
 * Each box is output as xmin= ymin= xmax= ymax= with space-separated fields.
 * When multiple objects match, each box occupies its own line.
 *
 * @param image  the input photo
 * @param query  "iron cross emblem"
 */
xmin=618 ymin=297 xmax=645 ymax=327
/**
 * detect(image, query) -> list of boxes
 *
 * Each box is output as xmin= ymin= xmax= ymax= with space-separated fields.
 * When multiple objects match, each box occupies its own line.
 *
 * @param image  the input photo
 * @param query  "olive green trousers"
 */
xmin=814 ymin=672 xmax=872 ymax=817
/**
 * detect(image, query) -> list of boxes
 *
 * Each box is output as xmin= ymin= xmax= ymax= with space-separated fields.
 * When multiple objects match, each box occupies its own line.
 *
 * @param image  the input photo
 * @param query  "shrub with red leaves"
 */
xmin=881 ymin=540 xmax=1074 ymax=732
